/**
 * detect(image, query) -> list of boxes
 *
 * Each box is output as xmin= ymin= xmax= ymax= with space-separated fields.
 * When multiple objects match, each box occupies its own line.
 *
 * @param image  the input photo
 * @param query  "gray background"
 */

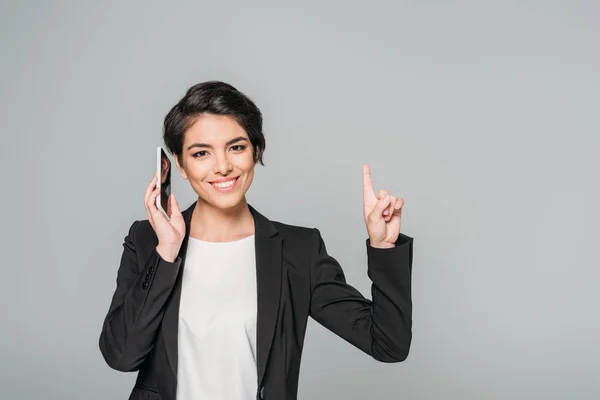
xmin=1 ymin=0 xmax=599 ymax=399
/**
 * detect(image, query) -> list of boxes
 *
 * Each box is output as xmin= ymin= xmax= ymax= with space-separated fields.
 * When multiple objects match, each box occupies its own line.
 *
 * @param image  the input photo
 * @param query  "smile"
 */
xmin=211 ymin=177 xmax=239 ymax=192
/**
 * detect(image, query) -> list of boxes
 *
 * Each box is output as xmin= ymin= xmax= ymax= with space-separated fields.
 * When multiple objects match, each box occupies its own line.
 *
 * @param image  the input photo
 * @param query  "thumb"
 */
xmin=371 ymin=195 xmax=391 ymax=221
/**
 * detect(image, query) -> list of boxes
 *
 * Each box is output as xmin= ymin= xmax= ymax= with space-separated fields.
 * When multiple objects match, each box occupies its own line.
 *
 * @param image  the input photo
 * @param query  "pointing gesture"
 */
xmin=362 ymin=164 xmax=404 ymax=248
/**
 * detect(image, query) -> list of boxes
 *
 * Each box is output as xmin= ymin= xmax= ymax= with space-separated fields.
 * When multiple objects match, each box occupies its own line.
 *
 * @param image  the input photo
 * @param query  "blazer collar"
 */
xmin=162 ymin=200 xmax=283 ymax=388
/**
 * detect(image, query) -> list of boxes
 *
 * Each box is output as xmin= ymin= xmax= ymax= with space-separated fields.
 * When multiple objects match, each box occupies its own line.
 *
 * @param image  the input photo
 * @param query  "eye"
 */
xmin=231 ymin=145 xmax=246 ymax=152
xmin=192 ymin=151 xmax=208 ymax=158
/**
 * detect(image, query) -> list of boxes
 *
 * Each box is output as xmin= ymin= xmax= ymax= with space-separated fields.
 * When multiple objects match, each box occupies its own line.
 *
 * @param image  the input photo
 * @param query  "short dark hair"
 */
xmin=163 ymin=81 xmax=266 ymax=165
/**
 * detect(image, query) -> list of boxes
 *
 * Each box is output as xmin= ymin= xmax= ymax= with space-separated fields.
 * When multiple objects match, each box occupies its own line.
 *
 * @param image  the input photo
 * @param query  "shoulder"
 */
xmin=252 ymin=205 xmax=325 ymax=247
xmin=121 ymin=218 xmax=158 ymax=247
xmin=266 ymin=219 xmax=329 ymax=254
xmin=266 ymin=220 xmax=322 ymax=270
xmin=270 ymin=220 xmax=316 ymax=242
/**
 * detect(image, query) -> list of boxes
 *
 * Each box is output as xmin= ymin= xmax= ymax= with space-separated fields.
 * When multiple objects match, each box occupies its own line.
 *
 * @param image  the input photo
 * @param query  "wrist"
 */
xmin=369 ymin=240 xmax=395 ymax=249
xmin=156 ymin=244 xmax=180 ymax=263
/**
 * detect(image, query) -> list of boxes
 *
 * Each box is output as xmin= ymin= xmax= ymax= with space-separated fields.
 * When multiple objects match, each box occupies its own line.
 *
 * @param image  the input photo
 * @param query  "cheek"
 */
xmin=244 ymin=164 xmax=255 ymax=179
xmin=238 ymin=156 xmax=255 ymax=175
xmin=238 ymin=166 xmax=254 ymax=188
xmin=245 ymin=172 xmax=254 ymax=185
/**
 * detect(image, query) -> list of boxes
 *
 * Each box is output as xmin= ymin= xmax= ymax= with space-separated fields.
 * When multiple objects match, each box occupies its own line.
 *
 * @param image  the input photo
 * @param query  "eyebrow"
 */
xmin=186 ymin=136 xmax=249 ymax=151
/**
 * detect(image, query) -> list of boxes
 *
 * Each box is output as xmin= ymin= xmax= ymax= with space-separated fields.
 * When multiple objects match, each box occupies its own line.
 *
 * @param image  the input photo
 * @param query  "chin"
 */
xmin=202 ymin=195 xmax=246 ymax=210
xmin=217 ymin=198 xmax=243 ymax=208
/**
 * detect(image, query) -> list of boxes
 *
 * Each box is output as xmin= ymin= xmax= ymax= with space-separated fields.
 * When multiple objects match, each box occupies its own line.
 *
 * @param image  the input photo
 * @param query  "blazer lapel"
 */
xmin=160 ymin=202 xmax=283 ymax=387
xmin=250 ymin=205 xmax=283 ymax=387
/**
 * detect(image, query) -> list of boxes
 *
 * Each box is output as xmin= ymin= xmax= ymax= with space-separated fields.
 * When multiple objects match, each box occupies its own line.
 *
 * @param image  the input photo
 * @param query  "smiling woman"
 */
xmin=175 ymin=114 xmax=256 ymax=216
xmin=98 ymin=80 xmax=414 ymax=400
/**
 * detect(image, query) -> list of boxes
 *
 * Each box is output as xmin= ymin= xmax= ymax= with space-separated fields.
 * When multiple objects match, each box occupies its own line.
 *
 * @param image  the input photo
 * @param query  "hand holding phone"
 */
xmin=156 ymin=147 xmax=172 ymax=220
xmin=143 ymin=147 xmax=186 ymax=262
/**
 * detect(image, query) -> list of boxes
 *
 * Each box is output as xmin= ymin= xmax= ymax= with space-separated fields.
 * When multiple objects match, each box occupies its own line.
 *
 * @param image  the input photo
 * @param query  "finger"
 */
xmin=376 ymin=189 xmax=389 ymax=200
xmin=147 ymin=188 xmax=162 ymax=220
xmin=387 ymin=198 xmax=403 ymax=224
xmin=371 ymin=194 xmax=391 ymax=221
xmin=144 ymin=174 xmax=158 ymax=206
xmin=394 ymin=197 xmax=404 ymax=212
xmin=168 ymin=193 xmax=182 ymax=217
xmin=362 ymin=164 xmax=375 ymax=199
xmin=144 ymin=190 xmax=159 ymax=230
xmin=143 ymin=177 xmax=157 ymax=223
xmin=384 ymin=195 xmax=397 ymax=217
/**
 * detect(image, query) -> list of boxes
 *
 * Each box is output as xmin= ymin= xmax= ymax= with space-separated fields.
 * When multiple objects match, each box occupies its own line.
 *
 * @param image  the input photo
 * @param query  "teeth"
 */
xmin=212 ymin=178 xmax=236 ymax=188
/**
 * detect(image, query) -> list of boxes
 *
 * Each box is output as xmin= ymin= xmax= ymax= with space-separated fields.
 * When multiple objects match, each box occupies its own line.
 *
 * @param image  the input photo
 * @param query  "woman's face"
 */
xmin=175 ymin=114 xmax=256 ymax=211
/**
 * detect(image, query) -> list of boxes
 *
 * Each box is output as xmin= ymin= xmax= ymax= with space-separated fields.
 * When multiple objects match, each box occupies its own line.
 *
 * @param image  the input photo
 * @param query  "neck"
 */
xmin=189 ymin=197 xmax=255 ymax=242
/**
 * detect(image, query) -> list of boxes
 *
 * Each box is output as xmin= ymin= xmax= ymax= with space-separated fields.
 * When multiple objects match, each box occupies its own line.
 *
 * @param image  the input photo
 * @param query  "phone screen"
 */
xmin=158 ymin=147 xmax=172 ymax=216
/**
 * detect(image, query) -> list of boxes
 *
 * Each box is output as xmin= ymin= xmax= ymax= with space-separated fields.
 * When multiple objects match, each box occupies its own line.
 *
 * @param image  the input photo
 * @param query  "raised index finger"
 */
xmin=362 ymin=164 xmax=375 ymax=199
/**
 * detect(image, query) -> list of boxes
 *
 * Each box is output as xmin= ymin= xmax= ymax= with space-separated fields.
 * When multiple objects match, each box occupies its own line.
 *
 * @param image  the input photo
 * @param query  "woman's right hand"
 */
xmin=144 ymin=174 xmax=186 ymax=262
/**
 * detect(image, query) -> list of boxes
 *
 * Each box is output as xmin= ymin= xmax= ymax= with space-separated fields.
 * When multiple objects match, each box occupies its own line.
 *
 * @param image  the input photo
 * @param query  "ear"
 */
xmin=174 ymin=154 xmax=188 ymax=180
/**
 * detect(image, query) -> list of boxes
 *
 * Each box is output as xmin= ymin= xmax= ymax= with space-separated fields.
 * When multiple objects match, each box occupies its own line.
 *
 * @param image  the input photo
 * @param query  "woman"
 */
xmin=99 ymin=81 xmax=414 ymax=400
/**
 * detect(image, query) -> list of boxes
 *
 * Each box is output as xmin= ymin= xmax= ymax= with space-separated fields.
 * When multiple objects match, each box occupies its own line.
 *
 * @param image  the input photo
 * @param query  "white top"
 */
xmin=176 ymin=234 xmax=258 ymax=400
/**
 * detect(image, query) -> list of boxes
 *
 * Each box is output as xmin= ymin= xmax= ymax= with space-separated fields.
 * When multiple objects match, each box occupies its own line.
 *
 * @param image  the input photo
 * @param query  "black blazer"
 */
xmin=99 ymin=202 xmax=414 ymax=400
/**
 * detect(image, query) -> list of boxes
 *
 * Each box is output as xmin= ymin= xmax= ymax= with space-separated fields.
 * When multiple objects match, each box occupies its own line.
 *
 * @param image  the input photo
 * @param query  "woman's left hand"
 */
xmin=362 ymin=164 xmax=404 ymax=249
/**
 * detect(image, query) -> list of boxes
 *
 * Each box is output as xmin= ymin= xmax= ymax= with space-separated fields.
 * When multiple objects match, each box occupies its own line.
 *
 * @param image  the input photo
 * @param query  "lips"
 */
xmin=210 ymin=176 xmax=239 ymax=191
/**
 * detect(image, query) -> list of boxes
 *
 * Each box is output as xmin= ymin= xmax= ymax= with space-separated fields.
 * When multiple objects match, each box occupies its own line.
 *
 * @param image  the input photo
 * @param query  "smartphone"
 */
xmin=156 ymin=147 xmax=172 ymax=220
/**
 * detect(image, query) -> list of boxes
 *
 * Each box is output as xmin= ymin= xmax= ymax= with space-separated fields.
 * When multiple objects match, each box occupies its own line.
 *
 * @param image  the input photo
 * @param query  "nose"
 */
xmin=213 ymin=152 xmax=233 ymax=175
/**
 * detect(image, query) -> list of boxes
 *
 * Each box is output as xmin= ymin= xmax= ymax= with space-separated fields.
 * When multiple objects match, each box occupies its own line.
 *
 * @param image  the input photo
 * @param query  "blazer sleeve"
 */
xmin=99 ymin=220 xmax=182 ymax=372
xmin=308 ymin=228 xmax=413 ymax=362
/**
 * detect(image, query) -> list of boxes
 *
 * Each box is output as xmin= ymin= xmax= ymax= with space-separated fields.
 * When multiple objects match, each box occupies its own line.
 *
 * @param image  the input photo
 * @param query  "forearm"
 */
xmin=99 ymin=249 xmax=181 ymax=371
xmin=366 ymin=234 xmax=413 ymax=361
